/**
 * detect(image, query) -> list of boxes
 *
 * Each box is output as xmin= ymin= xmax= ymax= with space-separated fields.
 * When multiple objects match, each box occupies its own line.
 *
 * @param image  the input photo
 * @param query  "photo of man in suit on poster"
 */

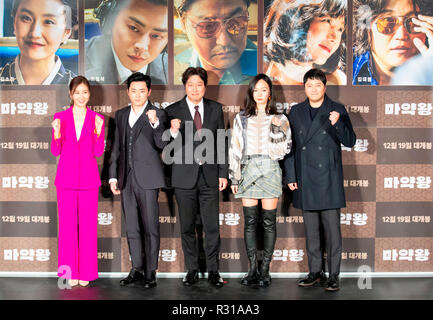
xmin=84 ymin=0 xmax=168 ymax=85
xmin=173 ymin=0 xmax=257 ymax=85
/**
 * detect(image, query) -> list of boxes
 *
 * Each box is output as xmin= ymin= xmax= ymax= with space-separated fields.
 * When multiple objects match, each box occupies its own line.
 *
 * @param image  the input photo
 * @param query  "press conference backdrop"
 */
xmin=0 ymin=0 xmax=432 ymax=274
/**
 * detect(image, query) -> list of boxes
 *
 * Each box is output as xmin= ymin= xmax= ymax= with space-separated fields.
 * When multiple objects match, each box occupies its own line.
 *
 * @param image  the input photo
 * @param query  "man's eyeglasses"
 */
xmin=375 ymin=15 xmax=421 ymax=35
xmin=187 ymin=14 xmax=249 ymax=39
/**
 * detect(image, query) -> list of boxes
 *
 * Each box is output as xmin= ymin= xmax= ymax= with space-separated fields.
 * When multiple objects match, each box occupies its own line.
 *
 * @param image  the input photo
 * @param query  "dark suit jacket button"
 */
xmin=302 ymin=146 xmax=306 ymax=150
xmin=318 ymin=146 xmax=322 ymax=150
xmin=318 ymin=164 xmax=322 ymax=168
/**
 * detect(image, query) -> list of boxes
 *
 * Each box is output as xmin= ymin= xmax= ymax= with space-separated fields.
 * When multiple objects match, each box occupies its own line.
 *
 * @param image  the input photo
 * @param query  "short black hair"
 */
xmin=97 ymin=0 xmax=168 ymax=33
xmin=182 ymin=67 xmax=208 ymax=86
xmin=303 ymin=68 xmax=327 ymax=85
xmin=176 ymin=0 xmax=250 ymax=17
xmin=126 ymin=72 xmax=151 ymax=90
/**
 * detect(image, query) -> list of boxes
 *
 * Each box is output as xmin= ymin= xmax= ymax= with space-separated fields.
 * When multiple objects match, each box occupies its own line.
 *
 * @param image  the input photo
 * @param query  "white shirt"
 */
xmin=15 ymin=55 xmax=62 ymax=85
xmin=128 ymin=101 xmax=148 ymax=127
xmin=111 ymin=39 xmax=148 ymax=84
xmin=128 ymin=101 xmax=160 ymax=129
xmin=170 ymin=97 xmax=204 ymax=138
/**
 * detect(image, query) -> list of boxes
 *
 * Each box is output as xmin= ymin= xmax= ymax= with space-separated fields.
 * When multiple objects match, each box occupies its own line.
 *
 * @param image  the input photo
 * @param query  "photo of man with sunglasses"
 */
xmin=174 ymin=0 xmax=257 ymax=85
xmin=353 ymin=0 xmax=433 ymax=85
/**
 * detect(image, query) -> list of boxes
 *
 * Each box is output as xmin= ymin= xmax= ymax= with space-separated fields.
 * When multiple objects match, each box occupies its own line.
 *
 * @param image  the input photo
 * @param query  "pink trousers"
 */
xmin=56 ymin=187 xmax=99 ymax=281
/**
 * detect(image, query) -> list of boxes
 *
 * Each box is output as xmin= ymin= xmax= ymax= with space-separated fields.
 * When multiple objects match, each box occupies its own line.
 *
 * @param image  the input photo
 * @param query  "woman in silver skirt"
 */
xmin=229 ymin=74 xmax=291 ymax=287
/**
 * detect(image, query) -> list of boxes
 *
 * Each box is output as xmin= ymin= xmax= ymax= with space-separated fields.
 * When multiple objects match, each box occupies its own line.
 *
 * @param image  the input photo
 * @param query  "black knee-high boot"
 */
xmin=259 ymin=208 xmax=277 ymax=287
xmin=241 ymin=205 xmax=260 ymax=285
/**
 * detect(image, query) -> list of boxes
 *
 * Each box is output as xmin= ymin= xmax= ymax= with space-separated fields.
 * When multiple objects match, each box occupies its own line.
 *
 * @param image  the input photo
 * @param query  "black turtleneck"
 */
xmin=308 ymin=102 xmax=322 ymax=120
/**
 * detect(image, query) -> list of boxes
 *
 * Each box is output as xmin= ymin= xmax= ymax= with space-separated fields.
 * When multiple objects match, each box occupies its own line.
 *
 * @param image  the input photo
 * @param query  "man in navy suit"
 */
xmin=284 ymin=69 xmax=356 ymax=292
xmin=109 ymin=72 xmax=167 ymax=288
xmin=165 ymin=67 xmax=228 ymax=288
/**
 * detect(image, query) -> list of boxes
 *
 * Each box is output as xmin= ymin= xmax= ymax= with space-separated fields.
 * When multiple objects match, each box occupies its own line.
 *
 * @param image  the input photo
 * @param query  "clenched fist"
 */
xmin=146 ymin=109 xmax=158 ymax=124
xmin=288 ymin=183 xmax=298 ymax=191
xmin=271 ymin=116 xmax=282 ymax=126
xmin=52 ymin=119 xmax=61 ymax=139
xmin=171 ymin=118 xmax=181 ymax=134
xmin=329 ymin=111 xmax=340 ymax=126
xmin=95 ymin=115 xmax=104 ymax=136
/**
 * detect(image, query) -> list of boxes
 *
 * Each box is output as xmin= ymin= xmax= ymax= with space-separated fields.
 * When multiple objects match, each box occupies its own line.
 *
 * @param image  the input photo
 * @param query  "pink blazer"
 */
xmin=51 ymin=107 xmax=105 ymax=189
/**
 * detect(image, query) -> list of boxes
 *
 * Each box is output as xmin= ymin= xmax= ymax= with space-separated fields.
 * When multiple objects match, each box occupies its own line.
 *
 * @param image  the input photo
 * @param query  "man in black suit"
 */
xmin=109 ymin=72 xmax=167 ymax=288
xmin=284 ymin=69 xmax=356 ymax=292
xmin=165 ymin=67 xmax=228 ymax=288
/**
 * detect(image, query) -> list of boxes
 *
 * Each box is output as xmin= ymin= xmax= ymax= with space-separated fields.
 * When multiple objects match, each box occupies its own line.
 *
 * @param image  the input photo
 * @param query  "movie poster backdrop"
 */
xmin=0 ymin=0 xmax=431 ymax=274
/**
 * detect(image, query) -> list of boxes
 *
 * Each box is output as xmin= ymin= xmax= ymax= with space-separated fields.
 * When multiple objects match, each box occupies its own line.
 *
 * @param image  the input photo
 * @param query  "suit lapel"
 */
xmin=80 ymin=108 xmax=91 ymax=142
xmin=96 ymin=35 xmax=118 ymax=84
xmin=304 ymin=96 xmax=331 ymax=145
xmin=121 ymin=107 xmax=130 ymax=146
xmin=202 ymin=98 xmax=211 ymax=129
xmin=294 ymin=100 xmax=311 ymax=147
xmin=69 ymin=106 xmax=90 ymax=143
xmin=133 ymin=103 xmax=151 ymax=142
xmin=178 ymin=96 xmax=196 ymax=134
xmin=106 ymin=50 xmax=120 ymax=84
xmin=67 ymin=107 xmax=78 ymax=144
xmin=181 ymin=96 xmax=194 ymax=122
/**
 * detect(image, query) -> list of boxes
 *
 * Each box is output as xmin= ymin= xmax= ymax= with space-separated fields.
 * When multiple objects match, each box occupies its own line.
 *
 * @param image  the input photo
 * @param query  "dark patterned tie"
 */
xmin=194 ymin=105 xmax=202 ymax=132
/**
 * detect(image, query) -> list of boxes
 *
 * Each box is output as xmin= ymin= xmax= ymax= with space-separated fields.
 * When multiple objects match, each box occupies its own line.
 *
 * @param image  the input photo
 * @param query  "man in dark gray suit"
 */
xmin=284 ymin=69 xmax=356 ymax=292
xmin=85 ymin=0 xmax=168 ymax=84
xmin=109 ymin=72 xmax=167 ymax=288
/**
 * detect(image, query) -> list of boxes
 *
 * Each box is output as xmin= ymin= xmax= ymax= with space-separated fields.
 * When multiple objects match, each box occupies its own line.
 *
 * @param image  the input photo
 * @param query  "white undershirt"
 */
xmin=128 ymin=101 xmax=148 ymax=128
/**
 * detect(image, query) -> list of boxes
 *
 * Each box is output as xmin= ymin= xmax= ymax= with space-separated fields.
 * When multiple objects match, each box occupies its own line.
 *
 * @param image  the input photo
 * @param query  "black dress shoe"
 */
xmin=325 ymin=276 xmax=340 ymax=292
xmin=182 ymin=270 xmax=199 ymax=287
xmin=120 ymin=268 xmax=144 ymax=286
xmin=208 ymin=271 xmax=224 ymax=288
xmin=143 ymin=271 xmax=157 ymax=289
xmin=297 ymin=272 xmax=325 ymax=287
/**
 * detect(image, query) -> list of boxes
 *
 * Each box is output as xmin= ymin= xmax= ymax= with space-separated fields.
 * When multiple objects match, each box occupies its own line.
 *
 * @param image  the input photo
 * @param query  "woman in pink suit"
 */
xmin=51 ymin=76 xmax=105 ymax=287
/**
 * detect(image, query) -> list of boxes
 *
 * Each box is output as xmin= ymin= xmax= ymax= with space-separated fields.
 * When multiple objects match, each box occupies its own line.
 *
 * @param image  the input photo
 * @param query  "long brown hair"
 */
xmin=69 ymin=76 xmax=90 ymax=106
xmin=243 ymin=73 xmax=278 ymax=117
